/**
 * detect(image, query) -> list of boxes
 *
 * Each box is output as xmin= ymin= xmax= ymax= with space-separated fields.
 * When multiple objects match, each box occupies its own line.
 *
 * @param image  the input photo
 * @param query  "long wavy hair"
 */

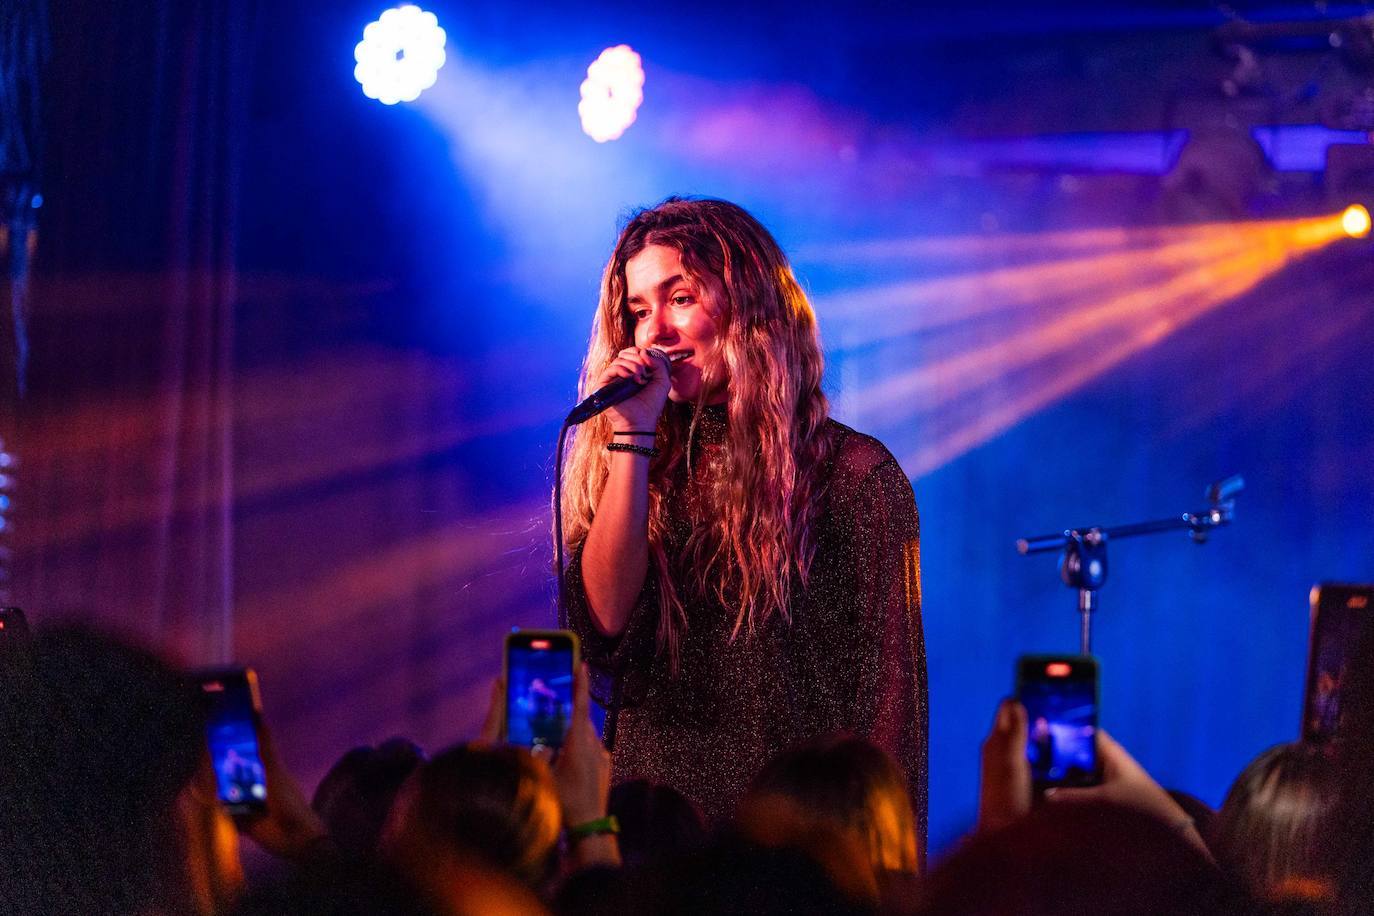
xmin=560 ymin=197 xmax=834 ymax=664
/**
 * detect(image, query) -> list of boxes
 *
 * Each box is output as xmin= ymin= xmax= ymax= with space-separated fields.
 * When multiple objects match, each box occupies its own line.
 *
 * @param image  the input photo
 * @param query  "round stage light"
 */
xmin=354 ymin=5 xmax=447 ymax=105
xmin=579 ymin=45 xmax=645 ymax=143
xmin=1342 ymin=203 xmax=1371 ymax=239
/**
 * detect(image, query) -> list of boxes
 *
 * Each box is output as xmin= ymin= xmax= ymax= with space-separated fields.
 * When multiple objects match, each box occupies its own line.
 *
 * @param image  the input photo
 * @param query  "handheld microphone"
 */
xmin=564 ymin=349 xmax=687 ymax=425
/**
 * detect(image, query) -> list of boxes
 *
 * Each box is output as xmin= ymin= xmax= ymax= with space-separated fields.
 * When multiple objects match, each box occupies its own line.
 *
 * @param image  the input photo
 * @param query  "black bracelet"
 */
xmin=606 ymin=442 xmax=659 ymax=458
xmin=612 ymin=430 xmax=657 ymax=437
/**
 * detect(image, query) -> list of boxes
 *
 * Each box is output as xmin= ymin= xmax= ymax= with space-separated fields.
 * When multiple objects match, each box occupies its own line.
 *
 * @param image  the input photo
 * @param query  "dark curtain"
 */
xmin=7 ymin=0 xmax=252 ymax=664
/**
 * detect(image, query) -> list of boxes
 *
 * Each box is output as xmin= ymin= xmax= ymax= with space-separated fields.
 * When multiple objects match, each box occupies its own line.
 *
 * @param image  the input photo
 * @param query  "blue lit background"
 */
xmin=205 ymin=1 xmax=1374 ymax=854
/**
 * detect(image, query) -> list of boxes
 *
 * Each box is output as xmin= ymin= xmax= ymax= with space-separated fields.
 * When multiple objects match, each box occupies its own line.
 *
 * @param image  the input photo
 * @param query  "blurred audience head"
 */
xmin=1212 ymin=742 xmax=1337 ymax=904
xmin=0 ymin=625 xmax=238 ymax=916
xmin=1167 ymin=789 xmax=1217 ymax=843
xmin=382 ymin=743 xmax=561 ymax=895
xmin=917 ymin=802 xmax=1248 ymax=916
xmin=741 ymin=734 xmax=920 ymax=875
xmin=231 ymin=859 xmax=441 ymax=916
xmin=312 ymin=737 xmax=426 ymax=859
xmin=231 ymin=856 xmax=545 ymax=916
xmin=635 ymin=830 xmax=872 ymax=916
xmin=607 ymin=779 xmax=706 ymax=869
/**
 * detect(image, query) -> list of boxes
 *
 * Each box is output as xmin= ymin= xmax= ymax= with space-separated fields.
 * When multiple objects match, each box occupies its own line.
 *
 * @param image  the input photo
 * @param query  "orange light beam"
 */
xmin=850 ymin=214 xmax=1345 ymax=419
xmin=797 ymin=214 xmax=1347 ymax=264
xmin=899 ymin=250 xmax=1301 ymax=477
xmin=828 ymin=211 xmax=1351 ymax=477
xmin=855 ymin=241 xmax=1283 ymax=415
xmin=819 ymin=230 xmax=1264 ymax=343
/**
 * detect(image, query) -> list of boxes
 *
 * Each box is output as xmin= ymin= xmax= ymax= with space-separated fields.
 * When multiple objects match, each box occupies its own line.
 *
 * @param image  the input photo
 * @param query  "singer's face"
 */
xmin=625 ymin=244 xmax=726 ymax=404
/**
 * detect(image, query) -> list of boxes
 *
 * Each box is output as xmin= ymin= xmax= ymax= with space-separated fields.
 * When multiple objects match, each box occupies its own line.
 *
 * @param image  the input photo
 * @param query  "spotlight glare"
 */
xmin=354 ymin=5 xmax=447 ymax=106
xmin=1342 ymin=204 xmax=1371 ymax=238
xmin=579 ymin=45 xmax=645 ymax=143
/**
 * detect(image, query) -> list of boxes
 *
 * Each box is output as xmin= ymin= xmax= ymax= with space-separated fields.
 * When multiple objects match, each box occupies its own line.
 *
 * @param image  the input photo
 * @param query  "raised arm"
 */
xmin=577 ymin=347 xmax=671 ymax=638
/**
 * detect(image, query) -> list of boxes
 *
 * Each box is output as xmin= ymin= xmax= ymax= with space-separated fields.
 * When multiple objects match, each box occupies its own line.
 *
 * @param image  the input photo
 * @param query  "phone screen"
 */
xmin=1303 ymin=584 xmax=1374 ymax=744
xmin=197 ymin=669 xmax=269 ymax=815
xmin=505 ymin=631 xmax=576 ymax=750
xmin=1018 ymin=655 xmax=1100 ymax=789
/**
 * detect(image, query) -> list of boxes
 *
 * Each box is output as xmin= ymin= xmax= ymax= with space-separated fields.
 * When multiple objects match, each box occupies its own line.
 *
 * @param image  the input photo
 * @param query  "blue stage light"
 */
xmin=354 ymin=5 xmax=447 ymax=106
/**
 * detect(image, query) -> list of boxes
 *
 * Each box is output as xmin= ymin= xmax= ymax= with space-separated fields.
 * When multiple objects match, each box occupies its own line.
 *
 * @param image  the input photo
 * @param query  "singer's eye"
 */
xmin=670 ymin=294 xmax=693 ymax=306
xmin=631 ymin=308 xmax=650 ymax=321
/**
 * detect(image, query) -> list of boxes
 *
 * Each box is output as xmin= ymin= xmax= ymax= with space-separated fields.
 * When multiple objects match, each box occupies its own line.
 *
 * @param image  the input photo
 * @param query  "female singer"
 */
xmin=559 ymin=197 xmax=927 ymax=855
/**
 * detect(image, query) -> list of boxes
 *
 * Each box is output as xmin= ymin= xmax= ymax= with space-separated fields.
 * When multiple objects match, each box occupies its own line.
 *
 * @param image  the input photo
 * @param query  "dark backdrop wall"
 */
xmin=13 ymin=0 xmax=248 ymax=662
xmin=9 ymin=0 xmax=1374 ymax=855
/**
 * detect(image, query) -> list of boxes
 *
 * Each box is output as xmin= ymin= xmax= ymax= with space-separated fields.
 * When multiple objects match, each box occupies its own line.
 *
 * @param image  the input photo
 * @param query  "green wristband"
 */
xmin=567 ymin=814 xmax=620 ymax=841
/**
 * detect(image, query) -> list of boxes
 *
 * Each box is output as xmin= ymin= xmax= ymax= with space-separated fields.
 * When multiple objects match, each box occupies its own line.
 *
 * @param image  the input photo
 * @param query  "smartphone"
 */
xmin=1302 ymin=583 xmax=1374 ymax=744
xmin=504 ymin=629 xmax=579 ymax=751
xmin=1017 ymin=654 xmax=1101 ymax=790
xmin=195 ymin=667 xmax=269 ymax=816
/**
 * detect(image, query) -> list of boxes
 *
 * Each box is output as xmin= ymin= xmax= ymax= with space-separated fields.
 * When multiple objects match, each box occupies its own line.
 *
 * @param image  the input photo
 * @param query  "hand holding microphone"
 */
xmin=566 ymin=347 xmax=684 ymax=429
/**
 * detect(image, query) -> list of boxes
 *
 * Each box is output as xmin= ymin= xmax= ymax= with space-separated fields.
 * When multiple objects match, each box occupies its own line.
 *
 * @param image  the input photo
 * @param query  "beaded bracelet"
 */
xmin=611 ymin=430 xmax=657 ymax=437
xmin=606 ymin=442 xmax=658 ymax=459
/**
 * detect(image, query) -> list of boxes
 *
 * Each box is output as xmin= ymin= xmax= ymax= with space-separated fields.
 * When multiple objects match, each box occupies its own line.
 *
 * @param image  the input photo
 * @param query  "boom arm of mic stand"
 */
xmin=1015 ymin=475 xmax=1243 ymax=555
xmin=1016 ymin=516 xmax=1188 ymax=555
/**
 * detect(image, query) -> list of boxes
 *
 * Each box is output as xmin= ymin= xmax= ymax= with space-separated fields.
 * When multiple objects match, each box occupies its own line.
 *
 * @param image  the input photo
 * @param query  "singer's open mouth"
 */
xmin=664 ymin=349 xmax=693 ymax=363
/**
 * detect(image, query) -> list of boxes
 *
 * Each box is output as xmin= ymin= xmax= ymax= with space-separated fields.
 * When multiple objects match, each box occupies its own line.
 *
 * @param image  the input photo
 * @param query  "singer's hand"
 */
xmin=598 ymin=347 xmax=672 ymax=432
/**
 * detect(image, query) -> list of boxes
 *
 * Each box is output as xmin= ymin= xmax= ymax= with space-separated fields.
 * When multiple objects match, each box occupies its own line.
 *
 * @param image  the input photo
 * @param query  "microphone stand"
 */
xmin=1015 ymin=475 xmax=1244 ymax=654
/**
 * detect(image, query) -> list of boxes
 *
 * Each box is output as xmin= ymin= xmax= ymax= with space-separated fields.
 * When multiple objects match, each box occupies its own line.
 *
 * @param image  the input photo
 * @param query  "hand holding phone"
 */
xmin=1043 ymin=728 xmax=1209 ymax=856
xmin=551 ymin=662 xmax=611 ymax=822
xmin=195 ymin=668 xmax=270 ymax=816
xmin=238 ymin=718 xmax=331 ymax=859
xmin=978 ymin=655 xmax=1102 ymax=834
xmin=1017 ymin=655 xmax=1101 ymax=790
xmin=196 ymin=666 xmax=329 ymax=859
xmin=979 ymin=698 xmax=1033 ymax=834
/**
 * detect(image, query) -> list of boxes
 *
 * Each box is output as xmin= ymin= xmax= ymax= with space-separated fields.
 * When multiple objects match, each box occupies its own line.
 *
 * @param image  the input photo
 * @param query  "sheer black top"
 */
xmin=565 ymin=405 xmax=928 ymax=848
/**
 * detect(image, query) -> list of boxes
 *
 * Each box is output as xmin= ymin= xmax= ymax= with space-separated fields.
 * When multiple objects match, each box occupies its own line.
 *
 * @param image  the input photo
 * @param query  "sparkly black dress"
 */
xmin=565 ymin=405 xmax=928 ymax=846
